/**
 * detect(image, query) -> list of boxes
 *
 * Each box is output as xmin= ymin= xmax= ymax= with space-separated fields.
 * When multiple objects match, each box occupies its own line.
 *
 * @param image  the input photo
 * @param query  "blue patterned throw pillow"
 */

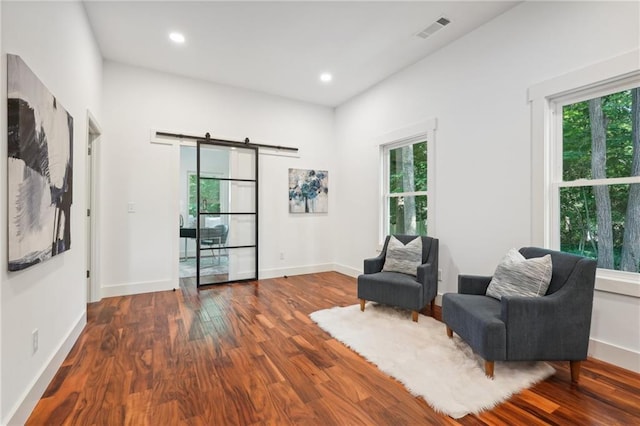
xmin=382 ymin=236 xmax=422 ymax=276
xmin=486 ymin=248 xmax=552 ymax=300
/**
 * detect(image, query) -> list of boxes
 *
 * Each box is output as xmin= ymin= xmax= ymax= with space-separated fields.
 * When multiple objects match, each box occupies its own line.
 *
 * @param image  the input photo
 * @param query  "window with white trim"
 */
xmin=550 ymin=81 xmax=640 ymax=274
xmin=382 ymin=138 xmax=428 ymax=236
xmin=529 ymin=51 xmax=640 ymax=296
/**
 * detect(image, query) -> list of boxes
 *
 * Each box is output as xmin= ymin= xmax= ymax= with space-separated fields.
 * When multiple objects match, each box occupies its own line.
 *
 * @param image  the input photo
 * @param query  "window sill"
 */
xmin=595 ymin=269 xmax=640 ymax=298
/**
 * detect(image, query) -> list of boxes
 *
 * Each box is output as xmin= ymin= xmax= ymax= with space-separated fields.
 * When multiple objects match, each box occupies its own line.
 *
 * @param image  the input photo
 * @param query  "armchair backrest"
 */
xmin=382 ymin=234 xmax=436 ymax=264
xmin=519 ymin=247 xmax=596 ymax=295
xmin=200 ymin=224 xmax=228 ymax=243
xmin=216 ymin=224 xmax=229 ymax=243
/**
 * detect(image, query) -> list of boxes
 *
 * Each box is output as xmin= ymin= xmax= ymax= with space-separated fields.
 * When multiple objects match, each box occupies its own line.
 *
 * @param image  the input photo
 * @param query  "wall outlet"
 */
xmin=127 ymin=202 xmax=135 ymax=213
xmin=32 ymin=329 xmax=39 ymax=354
xmin=438 ymin=269 xmax=442 ymax=281
xmin=279 ymin=252 xmax=285 ymax=260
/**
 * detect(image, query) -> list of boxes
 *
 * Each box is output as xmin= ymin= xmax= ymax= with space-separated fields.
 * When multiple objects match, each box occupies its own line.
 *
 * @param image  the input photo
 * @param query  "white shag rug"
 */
xmin=309 ymin=303 xmax=555 ymax=419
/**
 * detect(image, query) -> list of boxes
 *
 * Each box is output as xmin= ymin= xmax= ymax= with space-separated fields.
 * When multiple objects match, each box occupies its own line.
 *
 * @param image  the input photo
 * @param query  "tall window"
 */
xmin=383 ymin=139 xmax=428 ymax=236
xmin=553 ymin=86 xmax=640 ymax=273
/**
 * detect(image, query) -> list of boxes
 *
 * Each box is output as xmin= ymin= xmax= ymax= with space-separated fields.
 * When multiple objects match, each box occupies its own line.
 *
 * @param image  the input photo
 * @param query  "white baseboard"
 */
xmin=259 ymin=263 xmax=334 ymax=280
xmin=4 ymin=312 xmax=86 ymax=426
xmin=100 ymin=265 xmax=339 ymax=297
xmin=332 ymin=263 xmax=361 ymax=278
xmin=588 ymin=338 xmax=640 ymax=373
xmin=100 ymin=278 xmax=176 ymax=298
xmin=434 ymin=293 xmax=443 ymax=307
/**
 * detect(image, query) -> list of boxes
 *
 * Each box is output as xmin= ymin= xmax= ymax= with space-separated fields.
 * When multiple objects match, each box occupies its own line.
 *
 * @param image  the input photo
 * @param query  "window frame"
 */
xmin=382 ymin=137 xmax=429 ymax=237
xmin=529 ymin=49 xmax=640 ymax=297
xmin=377 ymin=118 xmax=437 ymax=245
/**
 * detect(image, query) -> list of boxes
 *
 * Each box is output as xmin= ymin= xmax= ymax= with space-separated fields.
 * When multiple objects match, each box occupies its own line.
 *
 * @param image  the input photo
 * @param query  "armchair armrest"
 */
xmin=501 ymin=293 xmax=561 ymax=324
xmin=418 ymin=262 xmax=438 ymax=306
xmin=500 ymin=290 xmax=591 ymax=360
xmin=363 ymin=254 xmax=385 ymax=274
xmin=458 ymin=275 xmax=492 ymax=295
xmin=417 ymin=262 xmax=436 ymax=286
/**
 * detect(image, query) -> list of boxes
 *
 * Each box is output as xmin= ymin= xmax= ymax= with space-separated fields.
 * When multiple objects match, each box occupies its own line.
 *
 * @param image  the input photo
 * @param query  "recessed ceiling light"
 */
xmin=320 ymin=72 xmax=333 ymax=83
xmin=169 ymin=32 xmax=185 ymax=44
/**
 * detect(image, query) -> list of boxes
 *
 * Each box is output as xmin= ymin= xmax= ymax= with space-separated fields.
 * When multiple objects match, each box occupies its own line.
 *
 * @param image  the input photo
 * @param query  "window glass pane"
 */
xmin=562 ymin=88 xmax=638 ymax=181
xmin=199 ymin=246 xmax=257 ymax=285
xmin=227 ymin=247 xmax=257 ymax=281
xmin=222 ymin=180 xmax=256 ymax=213
xmin=189 ymin=174 xmax=220 ymax=216
xmin=226 ymin=214 xmax=256 ymax=247
xmin=389 ymin=141 xmax=427 ymax=193
xmin=560 ymin=184 xmax=639 ymax=273
xmin=388 ymin=195 xmax=427 ymax=236
xmin=200 ymin=144 xmax=256 ymax=180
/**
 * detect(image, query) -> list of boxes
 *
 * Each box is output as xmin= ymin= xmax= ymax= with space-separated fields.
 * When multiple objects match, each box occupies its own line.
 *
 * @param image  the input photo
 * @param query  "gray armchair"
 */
xmin=442 ymin=247 xmax=597 ymax=382
xmin=357 ymin=235 xmax=439 ymax=322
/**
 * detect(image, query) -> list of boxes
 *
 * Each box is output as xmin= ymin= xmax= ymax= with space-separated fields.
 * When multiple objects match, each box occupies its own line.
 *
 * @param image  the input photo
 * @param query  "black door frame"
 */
xmin=196 ymin=139 xmax=259 ymax=287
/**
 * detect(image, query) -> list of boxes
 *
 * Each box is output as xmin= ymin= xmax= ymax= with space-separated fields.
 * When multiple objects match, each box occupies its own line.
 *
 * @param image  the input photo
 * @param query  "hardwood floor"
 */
xmin=27 ymin=272 xmax=640 ymax=425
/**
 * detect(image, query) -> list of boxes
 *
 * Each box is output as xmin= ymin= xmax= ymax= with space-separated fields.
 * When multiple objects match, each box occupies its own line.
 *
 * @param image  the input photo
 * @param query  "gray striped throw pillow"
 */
xmin=486 ymin=248 xmax=552 ymax=300
xmin=382 ymin=236 xmax=422 ymax=276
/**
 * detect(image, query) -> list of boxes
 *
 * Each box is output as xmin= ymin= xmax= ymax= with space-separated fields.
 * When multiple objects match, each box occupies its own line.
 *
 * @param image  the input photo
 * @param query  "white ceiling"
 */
xmin=83 ymin=1 xmax=519 ymax=107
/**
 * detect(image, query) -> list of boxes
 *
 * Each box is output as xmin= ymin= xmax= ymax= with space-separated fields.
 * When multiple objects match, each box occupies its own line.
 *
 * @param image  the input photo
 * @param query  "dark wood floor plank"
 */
xmin=26 ymin=271 xmax=640 ymax=425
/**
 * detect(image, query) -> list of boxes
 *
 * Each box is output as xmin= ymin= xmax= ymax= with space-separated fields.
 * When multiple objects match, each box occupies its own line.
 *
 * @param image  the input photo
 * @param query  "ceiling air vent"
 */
xmin=415 ymin=16 xmax=451 ymax=39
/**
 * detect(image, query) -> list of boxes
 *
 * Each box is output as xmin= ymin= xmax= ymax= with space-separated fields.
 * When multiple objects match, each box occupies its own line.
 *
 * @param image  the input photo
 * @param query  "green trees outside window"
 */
xmin=387 ymin=141 xmax=428 ymax=236
xmin=189 ymin=174 xmax=220 ymax=217
xmin=561 ymin=87 xmax=640 ymax=273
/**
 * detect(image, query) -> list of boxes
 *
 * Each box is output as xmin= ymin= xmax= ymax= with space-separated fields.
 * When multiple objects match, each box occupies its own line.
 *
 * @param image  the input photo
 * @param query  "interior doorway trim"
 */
xmin=86 ymin=110 xmax=102 ymax=303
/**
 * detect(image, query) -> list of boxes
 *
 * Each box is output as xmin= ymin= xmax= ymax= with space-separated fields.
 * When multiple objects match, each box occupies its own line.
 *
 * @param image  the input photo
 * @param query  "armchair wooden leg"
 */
xmin=484 ymin=360 xmax=495 ymax=379
xmin=412 ymin=311 xmax=418 ymax=322
xmin=360 ymin=299 xmax=365 ymax=312
xmin=446 ymin=326 xmax=453 ymax=338
xmin=570 ymin=360 xmax=581 ymax=383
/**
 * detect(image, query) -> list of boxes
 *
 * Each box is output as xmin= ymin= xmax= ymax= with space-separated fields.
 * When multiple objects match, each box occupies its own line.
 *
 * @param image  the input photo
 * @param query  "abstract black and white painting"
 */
xmin=7 ymin=54 xmax=73 ymax=271
xmin=288 ymin=168 xmax=328 ymax=213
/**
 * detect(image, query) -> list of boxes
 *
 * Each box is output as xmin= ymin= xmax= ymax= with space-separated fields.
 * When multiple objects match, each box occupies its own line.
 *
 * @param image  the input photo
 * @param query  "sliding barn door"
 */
xmin=196 ymin=141 xmax=258 ymax=286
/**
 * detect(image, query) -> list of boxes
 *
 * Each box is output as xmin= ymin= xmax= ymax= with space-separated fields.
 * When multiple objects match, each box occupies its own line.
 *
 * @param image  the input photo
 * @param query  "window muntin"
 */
xmin=555 ymin=86 xmax=640 ymax=273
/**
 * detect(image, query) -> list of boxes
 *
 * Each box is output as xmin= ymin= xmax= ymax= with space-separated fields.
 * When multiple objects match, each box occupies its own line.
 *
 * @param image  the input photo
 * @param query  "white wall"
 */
xmin=0 ymin=2 xmax=102 ymax=424
xmin=334 ymin=1 xmax=640 ymax=370
xmin=99 ymin=61 xmax=335 ymax=297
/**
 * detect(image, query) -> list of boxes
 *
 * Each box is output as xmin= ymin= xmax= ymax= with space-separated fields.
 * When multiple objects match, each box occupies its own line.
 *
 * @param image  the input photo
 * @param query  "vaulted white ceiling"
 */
xmin=83 ymin=1 xmax=519 ymax=107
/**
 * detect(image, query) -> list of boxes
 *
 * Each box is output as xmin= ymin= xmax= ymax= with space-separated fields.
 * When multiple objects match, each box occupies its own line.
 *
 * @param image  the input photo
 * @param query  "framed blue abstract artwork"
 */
xmin=288 ymin=168 xmax=328 ymax=213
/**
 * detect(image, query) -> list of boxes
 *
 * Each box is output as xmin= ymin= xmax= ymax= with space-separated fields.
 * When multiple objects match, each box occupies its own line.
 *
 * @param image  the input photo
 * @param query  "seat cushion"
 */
xmin=442 ymin=293 xmax=506 ymax=361
xmin=357 ymin=271 xmax=423 ymax=311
